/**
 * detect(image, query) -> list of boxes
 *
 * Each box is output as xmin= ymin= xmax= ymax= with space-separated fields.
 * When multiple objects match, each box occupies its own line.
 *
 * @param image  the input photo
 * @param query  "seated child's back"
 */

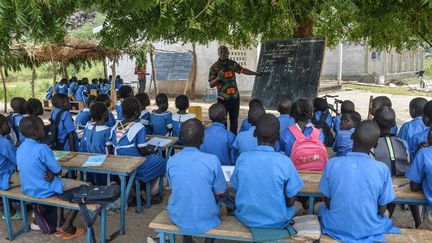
xmin=9 ymin=97 xmax=26 ymax=146
xmin=79 ymin=102 xmax=112 ymax=154
xmin=398 ymin=97 xmax=428 ymax=152
xmin=50 ymin=94 xmax=78 ymax=151
xmin=200 ymin=103 xmax=235 ymax=165
xmin=232 ymin=106 xmax=265 ymax=155
xmin=239 ymin=99 xmax=263 ymax=133
xmin=150 ymin=93 xmax=173 ymax=136
xmin=318 ymin=121 xmax=399 ymax=242
xmin=0 ymin=115 xmax=16 ymax=190
xmin=277 ymin=97 xmax=295 ymax=133
xmin=167 ymin=119 xmax=226 ymax=234
xmin=172 ymin=95 xmax=195 ymax=137
xmin=75 ymin=95 xmax=96 ymax=130
xmin=232 ymin=114 xmax=304 ymax=228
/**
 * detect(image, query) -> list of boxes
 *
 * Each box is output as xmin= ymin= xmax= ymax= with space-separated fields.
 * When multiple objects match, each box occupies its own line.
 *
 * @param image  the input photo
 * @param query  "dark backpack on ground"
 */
xmin=371 ymin=136 xmax=410 ymax=177
xmin=312 ymin=112 xmax=334 ymax=147
xmin=58 ymin=185 xmax=120 ymax=243
xmin=42 ymin=109 xmax=66 ymax=149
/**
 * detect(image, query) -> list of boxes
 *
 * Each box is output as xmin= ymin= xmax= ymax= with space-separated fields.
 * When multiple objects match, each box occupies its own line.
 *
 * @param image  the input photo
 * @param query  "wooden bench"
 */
xmin=0 ymin=179 xmax=107 ymax=243
xmin=149 ymin=211 xmax=307 ymax=243
xmin=150 ymin=211 xmax=432 ymax=243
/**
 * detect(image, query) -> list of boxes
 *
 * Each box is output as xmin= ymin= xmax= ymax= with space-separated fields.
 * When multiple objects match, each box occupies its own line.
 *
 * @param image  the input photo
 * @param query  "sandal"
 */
xmin=62 ymin=227 xmax=85 ymax=240
xmin=54 ymin=231 xmax=65 ymax=238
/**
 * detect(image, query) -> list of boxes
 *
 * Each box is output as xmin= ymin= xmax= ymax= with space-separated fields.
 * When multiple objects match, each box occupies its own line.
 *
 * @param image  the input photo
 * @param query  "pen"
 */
xmin=398 ymin=182 xmax=409 ymax=188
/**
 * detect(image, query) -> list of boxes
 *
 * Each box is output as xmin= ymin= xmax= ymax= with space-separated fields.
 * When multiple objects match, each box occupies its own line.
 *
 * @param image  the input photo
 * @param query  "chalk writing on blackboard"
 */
xmin=154 ymin=52 xmax=193 ymax=81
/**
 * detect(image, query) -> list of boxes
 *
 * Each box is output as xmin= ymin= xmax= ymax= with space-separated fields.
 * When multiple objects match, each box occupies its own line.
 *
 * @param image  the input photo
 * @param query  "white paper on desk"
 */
xmin=221 ymin=166 xmax=235 ymax=182
xmin=147 ymin=137 xmax=172 ymax=147
xmin=82 ymin=155 xmax=106 ymax=167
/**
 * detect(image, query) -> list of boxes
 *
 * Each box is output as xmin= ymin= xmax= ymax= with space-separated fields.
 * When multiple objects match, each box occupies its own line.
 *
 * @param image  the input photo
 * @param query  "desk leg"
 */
xmin=160 ymin=232 xmax=166 ymax=243
xmin=308 ymin=196 xmax=315 ymax=215
xmin=159 ymin=176 xmax=165 ymax=198
xmin=167 ymin=145 xmax=174 ymax=158
xmin=2 ymin=196 xmax=13 ymax=240
xmin=169 ymin=233 xmax=176 ymax=243
xmin=100 ymin=208 xmax=107 ymax=243
xmin=120 ymin=175 xmax=126 ymax=235
xmin=20 ymin=201 xmax=29 ymax=233
xmin=146 ymin=182 xmax=151 ymax=208
xmin=86 ymin=212 xmax=92 ymax=243
xmin=135 ymin=180 xmax=143 ymax=214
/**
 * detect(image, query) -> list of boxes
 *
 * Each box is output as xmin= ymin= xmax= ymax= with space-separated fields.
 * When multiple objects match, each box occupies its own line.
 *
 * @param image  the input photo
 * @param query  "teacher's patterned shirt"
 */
xmin=209 ymin=59 xmax=243 ymax=100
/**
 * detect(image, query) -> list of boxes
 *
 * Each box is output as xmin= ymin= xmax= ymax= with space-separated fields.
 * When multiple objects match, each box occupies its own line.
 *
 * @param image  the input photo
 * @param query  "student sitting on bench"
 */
xmin=17 ymin=116 xmax=84 ymax=239
xmin=239 ymin=99 xmax=263 ymax=133
xmin=232 ymin=114 xmax=304 ymax=228
xmin=167 ymin=119 xmax=226 ymax=243
xmin=25 ymin=98 xmax=44 ymax=117
xmin=317 ymin=120 xmax=399 ymax=242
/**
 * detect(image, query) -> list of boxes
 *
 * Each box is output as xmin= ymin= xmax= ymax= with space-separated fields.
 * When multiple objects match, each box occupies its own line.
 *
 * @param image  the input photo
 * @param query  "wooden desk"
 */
xmin=56 ymin=151 xmax=144 ymax=238
xmin=298 ymin=172 xmax=427 ymax=214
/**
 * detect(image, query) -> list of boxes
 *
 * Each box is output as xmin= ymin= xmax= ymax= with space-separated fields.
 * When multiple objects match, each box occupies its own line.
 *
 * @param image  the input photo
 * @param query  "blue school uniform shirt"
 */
xmin=45 ymin=86 xmax=53 ymax=100
xmin=172 ymin=113 xmax=196 ymax=137
xmin=116 ymin=101 xmax=123 ymax=121
xmin=239 ymin=118 xmax=252 ymax=133
xmin=232 ymin=126 xmax=258 ymax=155
xmin=332 ymin=128 xmax=354 ymax=157
xmin=167 ymin=147 xmax=227 ymax=234
xmin=99 ymin=84 xmax=111 ymax=94
xmin=56 ymin=83 xmax=69 ymax=95
xmin=406 ymin=146 xmax=432 ymax=206
xmin=278 ymin=114 xmax=295 ymax=133
xmin=79 ymin=123 xmax=112 ymax=154
xmin=17 ymin=138 xmax=64 ymax=198
xmin=150 ymin=111 xmax=173 ymax=136
xmin=280 ymin=123 xmax=325 ymax=156
xmin=50 ymin=108 xmax=78 ymax=151
xmin=231 ymin=146 xmax=304 ymax=228
xmin=409 ymin=129 xmax=428 ymax=158
xmin=88 ymin=84 xmax=98 ymax=90
xmin=76 ymin=85 xmax=88 ymax=103
xmin=398 ymin=117 xmax=427 ymax=151
xmin=110 ymin=122 xmax=147 ymax=156
xmin=138 ymin=110 xmax=151 ymax=134
xmin=115 ymin=79 xmax=123 ymax=90
xmin=314 ymin=111 xmax=333 ymax=128
xmin=200 ymin=122 xmax=236 ymax=165
xmin=333 ymin=114 xmax=341 ymax=134
xmin=75 ymin=108 xmax=91 ymax=130
xmin=0 ymin=135 xmax=16 ymax=190
xmin=106 ymin=111 xmax=116 ymax=127
xmin=68 ymin=81 xmax=78 ymax=96
xmin=318 ymin=152 xmax=399 ymax=242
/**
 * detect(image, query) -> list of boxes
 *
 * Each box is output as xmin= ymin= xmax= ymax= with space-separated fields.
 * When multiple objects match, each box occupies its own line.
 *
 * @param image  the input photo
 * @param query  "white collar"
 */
xmin=172 ymin=113 xmax=196 ymax=122
xmin=113 ymin=122 xmax=144 ymax=142
xmin=86 ymin=122 xmax=110 ymax=132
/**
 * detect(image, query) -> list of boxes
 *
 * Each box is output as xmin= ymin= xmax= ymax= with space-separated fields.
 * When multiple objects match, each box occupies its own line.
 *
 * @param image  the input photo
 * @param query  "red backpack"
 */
xmin=288 ymin=124 xmax=328 ymax=171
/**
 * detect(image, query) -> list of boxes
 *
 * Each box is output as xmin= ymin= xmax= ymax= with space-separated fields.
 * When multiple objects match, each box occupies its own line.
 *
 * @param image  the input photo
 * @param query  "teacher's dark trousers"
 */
xmin=218 ymin=98 xmax=240 ymax=134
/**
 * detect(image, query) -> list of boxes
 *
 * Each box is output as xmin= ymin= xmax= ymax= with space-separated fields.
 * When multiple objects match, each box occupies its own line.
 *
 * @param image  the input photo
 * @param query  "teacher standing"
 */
xmin=208 ymin=46 xmax=262 ymax=134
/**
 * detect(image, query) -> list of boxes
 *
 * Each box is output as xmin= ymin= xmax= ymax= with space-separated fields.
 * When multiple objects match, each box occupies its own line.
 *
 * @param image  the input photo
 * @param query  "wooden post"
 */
xmin=190 ymin=43 xmax=197 ymax=98
xmin=31 ymin=62 xmax=36 ymax=98
xmin=149 ymin=45 xmax=158 ymax=94
xmin=50 ymin=45 xmax=57 ymax=95
xmin=61 ymin=61 xmax=68 ymax=79
xmin=0 ymin=66 xmax=7 ymax=113
xmin=110 ymin=57 xmax=117 ymax=108
xmin=103 ymin=56 xmax=108 ymax=79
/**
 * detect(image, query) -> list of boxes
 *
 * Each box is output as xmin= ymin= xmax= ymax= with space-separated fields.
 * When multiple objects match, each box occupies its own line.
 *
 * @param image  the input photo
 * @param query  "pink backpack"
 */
xmin=288 ymin=124 xmax=328 ymax=171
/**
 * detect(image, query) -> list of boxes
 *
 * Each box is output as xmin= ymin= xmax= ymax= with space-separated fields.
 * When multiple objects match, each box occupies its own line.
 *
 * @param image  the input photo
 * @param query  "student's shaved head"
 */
xmin=341 ymin=100 xmax=355 ymax=113
xmin=352 ymin=120 xmax=380 ymax=152
xmin=422 ymin=101 xmax=432 ymax=126
xmin=277 ymin=97 xmax=291 ymax=114
xmin=371 ymin=96 xmax=392 ymax=115
xmin=209 ymin=103 xmax=226 ymax=123
xmin=255 ymin=114 xmax=280 ymax=146
xmin=181 ymin=119 xmax=204 ymax=147
xmin=19 ymin=115 xmax=45 ymax=140
xmin=410 ymin=97 xmax=427 ymax=118
xmin=248 ymin=106 xmax=266 ymax=126
xmin=374 ymin=107 xmax=396 ymax=132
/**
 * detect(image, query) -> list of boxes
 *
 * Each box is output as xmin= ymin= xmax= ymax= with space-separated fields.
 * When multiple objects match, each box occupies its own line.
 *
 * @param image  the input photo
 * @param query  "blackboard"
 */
xmin=252 ymin=38 xmax=325 ymax=109
xmin=154 ymin=52 xmax=192 ymax=81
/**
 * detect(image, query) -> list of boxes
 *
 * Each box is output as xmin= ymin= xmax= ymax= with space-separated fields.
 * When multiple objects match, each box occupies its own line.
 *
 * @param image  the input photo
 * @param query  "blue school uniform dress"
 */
xmin=406 ymin=146 xmax=432 ymax=205
xmin=333 ymin=114 xmax=341 ymax=134
xmin=110 ymin=122 xmax=166 ymax=183
xmin=314 ymin=111 xmax=333 ymax=128
xmin=318 ymin=152 xmax=400 ymax=242
xmin=75 ymin=108 xmax=91 ymax=130
xmin=76 ymin=85 xmax=88 ymax=104
xmin=68 ymin=81 xmax=78 ymax=97
xmin=17 ymin=138 xmax=64 ymax=198
xmin=106 ymin=111 xmax=116 ymax=127
xmin=239 ymin=118 xmax=252 ymax=133
xmin=167 ymin=147 xmax=227 ymax=234
xmin=50 ymin=108 xmax=79 ymax=151
xmin=231 ymin=146 xmax=304 ymax=228
xmin=332 ymin=128 xmax=355 ymax=157
xmin=278 ymin=114 xmax=295 ymax=133
xmin=0 ymin=135 xmax=16 ymax=190
xmin=99 ymin=84 xmax=111 ymax=95
xmin=172 ymin=113 xmax=196 ymax=137
xmin=115 ymin=101 xmax=123 ymax=121
xmin=45 ymin=86 xmax=53 ymax=100
xmin=280 ymin=123 xmax=325 ymax=156
xmin=138 ymin=110 xmax=152 ymax=134
xmin=398 ymin=116 xmax=427 ymax=151
xmin=150 ymin=111 xmax=173 ymax=136
xmin=9 ymin=113 xmax=24 ymax=145
xmin=56 ymin=83 xmax=69 ymax=95
xmin=200 ymin=122 xmax=236 ymax=165
xmin=409 ymin=129 xmax=428 ymax=158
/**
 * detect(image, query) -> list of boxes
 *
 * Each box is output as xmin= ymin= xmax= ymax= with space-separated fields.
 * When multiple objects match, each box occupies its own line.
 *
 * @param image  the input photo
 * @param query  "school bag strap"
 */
xmin=384 ymin=136 xmax=397 ymax=176
xmin=288 ymin=124 xmax=305 ymax=140
xmin=50 ymin=109 xmax=67 ymax=148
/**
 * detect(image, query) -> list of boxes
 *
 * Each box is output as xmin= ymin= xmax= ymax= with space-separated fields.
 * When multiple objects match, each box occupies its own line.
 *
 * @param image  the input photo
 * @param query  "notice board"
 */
xmin=252 ymin=38 xmax=326 ymax=109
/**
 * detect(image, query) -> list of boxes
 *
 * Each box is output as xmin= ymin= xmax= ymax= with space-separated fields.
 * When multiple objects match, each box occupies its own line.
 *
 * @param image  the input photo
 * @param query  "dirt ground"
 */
xmin=0 ymin=87 xmax=429 ymax=242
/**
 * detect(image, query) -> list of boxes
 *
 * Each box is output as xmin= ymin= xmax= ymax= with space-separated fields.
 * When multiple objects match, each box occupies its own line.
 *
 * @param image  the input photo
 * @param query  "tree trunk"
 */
xmin=50 ymin=45 xmax=57 ymax=95
xmin=293 ymin=16 xmax=313 ymax=38
xmin=103 ymin=57 xmax=108 ymax=79
xmin=31 ymin=62 xmax=36 ymax=98
xmin=190 ymin=44 xmax=197 ymax=98
xmin=110 ymin=57 xmax=117 ymax=108
xmin=149 ymin=45 xmax=158 ymax=94
xmin=0 ymin=66 xmax=7 ymax=113
xmin=61 ymin=61 xmax=68 ymax=79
